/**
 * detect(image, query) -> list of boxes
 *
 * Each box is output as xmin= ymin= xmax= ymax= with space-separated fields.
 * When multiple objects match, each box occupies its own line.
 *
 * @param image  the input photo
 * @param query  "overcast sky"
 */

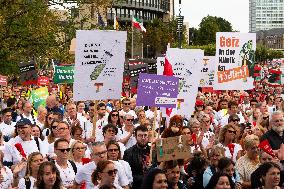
xmin=174 ymin=0 xmax=249 ymax=32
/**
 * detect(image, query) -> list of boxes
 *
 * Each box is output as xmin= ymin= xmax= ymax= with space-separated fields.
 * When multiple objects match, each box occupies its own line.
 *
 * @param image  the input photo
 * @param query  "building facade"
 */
xmin=249 ymin=0 xmax=284 ymax=32
xmin=256 ymin=28 xmax=284 ymax=50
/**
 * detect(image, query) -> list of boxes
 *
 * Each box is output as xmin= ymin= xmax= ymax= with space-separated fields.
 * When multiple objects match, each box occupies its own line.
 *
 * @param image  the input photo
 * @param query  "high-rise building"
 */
xmin=249 ymin=0 xmax=284 ymax=33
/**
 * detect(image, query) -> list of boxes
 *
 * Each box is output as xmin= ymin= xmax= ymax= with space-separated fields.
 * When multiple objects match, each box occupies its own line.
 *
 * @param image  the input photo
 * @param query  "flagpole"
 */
xmin=132 ymin=19 xmax=134 ymax=59
xmin=141 ymin=34 xmax=143 ymax=59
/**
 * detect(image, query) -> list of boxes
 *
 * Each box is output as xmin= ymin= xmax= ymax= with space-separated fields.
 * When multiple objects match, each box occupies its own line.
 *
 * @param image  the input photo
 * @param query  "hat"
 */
xmin=16 ymin=118 xmax=32 ymax=127
xmin=195 ymin=100 xmax=204 ymax=106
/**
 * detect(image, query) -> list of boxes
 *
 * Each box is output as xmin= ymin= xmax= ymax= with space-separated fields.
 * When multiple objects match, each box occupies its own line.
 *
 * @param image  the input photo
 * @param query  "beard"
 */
xmin=272 ymin=125 xmax=284 ymax=136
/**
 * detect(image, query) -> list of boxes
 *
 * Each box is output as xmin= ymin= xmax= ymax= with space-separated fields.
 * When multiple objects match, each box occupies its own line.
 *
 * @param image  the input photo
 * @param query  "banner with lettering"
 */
xmin=18 ymin=60 xmax=38 ymax=85
xmin=136 ymin=73 xmax=179 ymax=108
xmin=74 ymin=30 xmax=127 ymax=101
xmin=53 ymin=66 xmax=74 ymax=84
xmin=156 ymin=57 xmax=165 ymax=75
xmin=37 ymin=76 xmax=49 ymax=86
xmin=0 ymin=75 xmax=8 ymax=86
xmin=30 ymin=87 xmax=49 ymax=110
xmin=199 ymin=56 xmax=216 ymax=87
xmin=165 ymin=48 xmax=204 ymax=118
xmin=214 ymin=32 xmax=256 ymax=90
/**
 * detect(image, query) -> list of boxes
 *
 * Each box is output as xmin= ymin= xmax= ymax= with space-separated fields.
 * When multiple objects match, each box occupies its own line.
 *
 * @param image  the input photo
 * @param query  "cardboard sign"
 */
xmin=199 ymin=56 xmax=216 ymax=87
xmin=53 ymin=66 xmax=74 ymax=84
xmin=30 ymin=87 xmax=49 ymax=110
xmin=137 ymin=73 xmax=179 ymax=108
xmin=37 ymin=76 xmax=49 ymax=86
xmin=19 ymin=60 xmax=38 ymax=85
xmin=0 ymin=75 xmax=8 ymax=86
xmin=156 ymin=135 xmax=191 ymax=162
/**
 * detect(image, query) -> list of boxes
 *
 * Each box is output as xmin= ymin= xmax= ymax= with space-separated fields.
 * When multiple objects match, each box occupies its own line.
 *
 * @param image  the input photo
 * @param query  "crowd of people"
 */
xmin=0 ymin=73 xmax=283 ymax=189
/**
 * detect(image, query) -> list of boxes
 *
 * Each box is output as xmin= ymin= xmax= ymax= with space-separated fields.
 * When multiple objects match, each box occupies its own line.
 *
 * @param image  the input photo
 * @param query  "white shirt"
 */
xmin=117 ymin=127 xmax=136 ymax=149
xmin=48 ymin=138 xmax=76 ymax=158
xmin=55 ymin=161 xmax=76 ymax=188
xmin=36 ymin=119 xmax=45 ymax=130
xmin=145 ymin=109 xmax=161 ymax=130
xmin=18 ymin=176 xmax=36 ymax=189
xmin=119 ymin=109 xmax=137 ymax=119
xmin=219 ymin=113 xmax=245 ymax=127
xmin=94 ymin=115 xmax=108 ymax=142
xmin=0 ymin=121 xmax=16 ymax=139
xmin=16 ymin=114 xmax=37 ymax=125
xmin=0 ymin=167 xmax=13 ymax=189
xmin=217 ymin=143 xmax=242 ymax=162
xmin=117 ymin=160 xmax=133 ymax=184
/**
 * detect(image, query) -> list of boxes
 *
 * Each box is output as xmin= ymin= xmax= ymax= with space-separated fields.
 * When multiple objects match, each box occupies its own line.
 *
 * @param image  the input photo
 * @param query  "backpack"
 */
xmin=51 ymin=159 xmax=77 ymax=174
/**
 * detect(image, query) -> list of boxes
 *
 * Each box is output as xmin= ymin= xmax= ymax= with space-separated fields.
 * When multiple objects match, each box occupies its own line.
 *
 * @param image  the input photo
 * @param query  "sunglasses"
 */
xmin=56 ymin=148 xmax=71 ymax=153
xmin=232 ymin=119 xmax=240 ymax=122
xmin=124 ymin=103 xmax=130 ymax=105
xmin=227 ymin=130 xmax=237 ymax=134
xmin=74 ymin=147 xmax=86 ymax=151
xmin=108 ymin=148 xmax=119 ymax=152
xmin=126 ymin=119 xmax=134 ymax=122
xmin=103 ymin=169 xmax=118 ymax=176
xmin=111 ymin=114 xmax=119 ymax=117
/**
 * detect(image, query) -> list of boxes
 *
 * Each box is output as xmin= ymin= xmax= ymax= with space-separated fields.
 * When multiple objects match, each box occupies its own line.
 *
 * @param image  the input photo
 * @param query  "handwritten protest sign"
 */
xmin=199 ymin=56 xmax=216 ymax=87
xmin=214 ymin=33 xmax=256 ymax=90
xmin=156 ymin=135 xmax=191 ymax=162
xmin=53 ymin=66 xmax=74 ymax=84
xmin=37 ymin=76 xmax=49 ymax=86
xmin=30 ymin=87 xmax=49 ymax=110
xmin=74 ymin=30 xmax=127 ymax=101
xmin=0 ymin=75 xmax=8 ymax=86
xmin=19 ymin=60 xmax=38 ymax=85
xmin=136 ymin=73 xmax=179 ymax=108
xmin=164 ymin=48 xmax=204 ymax=118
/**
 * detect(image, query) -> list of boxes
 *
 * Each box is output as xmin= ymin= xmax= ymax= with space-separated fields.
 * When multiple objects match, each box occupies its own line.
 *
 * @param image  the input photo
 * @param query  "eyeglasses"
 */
xmin=74 ymin=147 xmax=86 ymax=151
xmin=111 ymin=114 xmax=119 ymax=117
xmin=107 ymin=129 xmax=116 ymax=133
xmin=103 ymin=169 xmax=118 ymax=176
xmin=227 ymin=130 xmax=237 ymax=134
xmin=124 ymin=103 xmax=130 ymax=105
xmin=108 ymin=148 xmax=119 ymax=152
xmin=126 ymin=119 xmax=134 ymax=122
xmin=94 ymin=150 xmax=107 ymax=157
xmin=56 ymin=148 xmax=71 ymax=153
xmin=231 ymin=119 xmax=240 ymax=122
xmin=137 ymin=134 xmax=148 ymax=138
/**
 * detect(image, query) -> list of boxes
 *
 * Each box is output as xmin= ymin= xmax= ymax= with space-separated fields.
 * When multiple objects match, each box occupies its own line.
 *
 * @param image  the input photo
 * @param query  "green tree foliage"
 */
xmin=255 ymin=44 xmax=283 ymax=62
xmin=195 ymin=15 xmax=233 ymax=45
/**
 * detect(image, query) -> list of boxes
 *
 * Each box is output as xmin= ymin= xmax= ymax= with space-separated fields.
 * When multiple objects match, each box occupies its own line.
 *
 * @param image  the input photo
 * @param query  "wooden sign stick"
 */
xmin=92 ymin=100 xmax=99 ymax=138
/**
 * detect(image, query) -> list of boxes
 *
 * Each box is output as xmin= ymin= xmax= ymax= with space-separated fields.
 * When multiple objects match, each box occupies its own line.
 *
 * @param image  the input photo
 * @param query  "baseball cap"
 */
xmin=195 ymin=100 xmax=204 ymax=106
xmin=16 ymin=118 xmax=32 ymax=127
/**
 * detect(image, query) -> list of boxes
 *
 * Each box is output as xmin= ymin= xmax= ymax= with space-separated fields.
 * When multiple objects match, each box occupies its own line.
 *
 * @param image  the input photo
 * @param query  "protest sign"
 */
xmin=165 ymin=48 xmax=204 ymax=118
xmin=0 ymin=75 xmax=8 ymax=86
xmin=126 ymin=60 xmax=148 ymax=89
xmin=199 ymin=56 xmax=216 ymax=87
xmin=19 ymin=60 xmax=38 ymax=85
xmin=136 ymin=73 xmax=179 ymax=108
xmin=30 ymin=87 xmax=49 ymax=110
xmin=74 ymin=30 xmax=127 ymax=101
xmin=214 ymin=32 xmax=256 ymax=90
xmin=53 ymin=66 xmax=74 ymax=84
xmin=156 ymin=135 xmax=191 ymax=162
xmin=156 ymin=57 xmax=165 ymax=75
xmin=37 ymin=76 xmax=49 ymax=86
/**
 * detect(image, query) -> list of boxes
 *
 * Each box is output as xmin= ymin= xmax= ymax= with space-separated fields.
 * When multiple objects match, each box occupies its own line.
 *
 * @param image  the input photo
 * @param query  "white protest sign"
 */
xmin=157 ymin=57 xmax=165 ymax=75
xmin=213 ymin=32 xmax=256 ymax=90
xmin=74 ymin=30 xmax=127 ymax=101
xmin=199 ymin=56 xmax=216 ymax=87
xmin=165 ymin=48 xmax=204 ymax=118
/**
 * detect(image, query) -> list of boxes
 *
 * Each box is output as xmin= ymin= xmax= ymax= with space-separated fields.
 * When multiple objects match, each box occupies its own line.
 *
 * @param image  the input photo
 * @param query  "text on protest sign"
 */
xmin=74 ymin=30 xmax=127 ymax=101
xmin=156 ymin=135 xmax=192 ymax=162
xmin=136 ymin=73 xmax=179 ymax=108
xmin=18 ymin=60 xmax=38 ymax=85
xmin=199 ymin=56 xmax=216 ymax=87
xmin=30 ymin=87 xmax=49 ymax=110
xmin=0 ymin=75 xmax=8 ymax=86
xmin=214 ymin=33 xmax=256 ymax=90
xmin=54 ymin=66 xmax=74 ymax=84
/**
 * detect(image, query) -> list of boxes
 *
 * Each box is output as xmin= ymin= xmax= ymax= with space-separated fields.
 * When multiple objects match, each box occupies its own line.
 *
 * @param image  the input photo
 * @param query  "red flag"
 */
xmin=81 ymin=158 xmax=91 ymax=165
xmin=14 ymin=143 xmax=26 ymax=158
xmin=227 ymin=143 xmax=235 ymax=158
xmin=192 ymin=133 xmax=197 ymax=149
xmin=163 ymin=57 xmax=173 ymax=76
xmin=258 ymin=139 xmax=275 ymax=157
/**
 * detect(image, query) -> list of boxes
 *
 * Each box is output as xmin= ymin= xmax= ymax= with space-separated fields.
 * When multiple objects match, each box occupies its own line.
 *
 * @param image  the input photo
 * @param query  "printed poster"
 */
xmin=74 ymin=30 xmax=127 ymax=101
xmin=30 ymin=87 xmax=49 ymax=110
xmin=0 ymin=75 xmax=8 ymax=86
xmin=156 ymin=57 xmax=165 ymax=75
xmin=136 ymin=73 xmax=179 ymax=108
xmin=53 ymin=65 xmax=74 ymax=84
xmin=18 ymin=60 xmax=38 ymax=85
xmin=199 ymin=56 xmax=216 ymax=87
xmin=214 ymin=32 xmax=256 ymax=90
xmin=165 ymin=48 xmax=204 ymax=118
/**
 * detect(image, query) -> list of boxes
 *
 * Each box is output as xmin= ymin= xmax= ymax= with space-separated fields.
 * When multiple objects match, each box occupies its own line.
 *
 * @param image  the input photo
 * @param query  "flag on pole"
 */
xmin=163 ymin=57 xmax=174 ymax=117
xmin=132 ymin=17 xmax=146 ymax=32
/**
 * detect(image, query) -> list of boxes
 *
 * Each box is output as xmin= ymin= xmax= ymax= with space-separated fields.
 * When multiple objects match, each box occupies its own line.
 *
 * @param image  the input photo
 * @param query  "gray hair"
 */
xmin=123 ymin=113 xmax=133 ymax=120
xmin=270 ymin=111 xmax=283 ymax=125
xmin=88 ymin=141 xmax=106 ymax=155
xmin=243 ymin=134 xmax=259 ymax=150
xmin=188 ymin=118 xmax=200 ymax=127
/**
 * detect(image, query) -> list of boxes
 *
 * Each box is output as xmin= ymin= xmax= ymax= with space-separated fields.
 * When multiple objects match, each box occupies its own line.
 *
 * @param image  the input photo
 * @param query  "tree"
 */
xmin=195 ymin=15 xmax=233 ymax=45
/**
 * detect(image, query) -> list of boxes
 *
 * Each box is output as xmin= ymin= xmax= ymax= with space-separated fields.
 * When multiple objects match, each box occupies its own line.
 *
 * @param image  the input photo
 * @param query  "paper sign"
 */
xmin=156 ymin=135 xmax=191 ymax=162
xmin=199 ymin=56 xmax=216 ymax=87
xmin=30 ymin=87 xmax=49 ymax=110
xmin=53 ymin=66 xmax=74 ymax=84
xmin=74 ymin=30 xmax=127 ymax=101
xmin=157 ymin=57 xmax=165 ymax=75
xmin=0 ymin=75 xmax=8 ymax=86
xmin=19 ymin=60 xmax=38 ymax=85
xmin=136 ymin=73 xmax=179 ymax=108
xmin=37 ymin=76 xmax=49 ymax=86
xmin=214 ymin=32 xmax=256 ymax=90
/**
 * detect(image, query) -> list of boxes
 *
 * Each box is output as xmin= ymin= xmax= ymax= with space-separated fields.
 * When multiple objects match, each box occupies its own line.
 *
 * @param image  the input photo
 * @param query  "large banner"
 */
xmin=19 ymin=60 xmax=38 ymax=85
xmin=30 ymin=87 xmax=49 ymax=110
xmin=136 ymin=73 xmax=179 ymax=108
xmin=165 ymin=48 xmax=204 ymax=118
xmin=74 ymin=30 xmax=127 ymax=101
xmin=199 ymin=56 xmax=216 ymax=87
xmin=53 ymin=65 xmax=74 ymax=84
xmin=214 ymin=32 xmax=256 ymax=90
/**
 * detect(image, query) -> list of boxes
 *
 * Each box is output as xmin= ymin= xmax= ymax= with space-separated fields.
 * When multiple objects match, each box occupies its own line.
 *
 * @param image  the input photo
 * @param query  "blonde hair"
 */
xmin=69 ymin=140 xmax=86 ymax=160
xmin=218 ymin=124 xmax=239 ymax=144
xmin=25 ymin=152 xmax=43 ymax=176
xmin=243 ymin=134 xmax=259 ymax=150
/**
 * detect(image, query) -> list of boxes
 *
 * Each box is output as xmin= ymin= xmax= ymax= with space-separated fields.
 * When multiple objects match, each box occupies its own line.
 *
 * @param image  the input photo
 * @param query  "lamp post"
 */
xmin=177 ymin=0 xmax=183 ymax=48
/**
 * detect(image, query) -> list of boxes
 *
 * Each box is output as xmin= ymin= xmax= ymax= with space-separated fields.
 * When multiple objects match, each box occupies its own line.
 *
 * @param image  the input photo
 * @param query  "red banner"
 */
xmin=0 ymin=75 xmax=8 ymax=86
xmin=37 ymin=76 xmax=49 ymax=86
